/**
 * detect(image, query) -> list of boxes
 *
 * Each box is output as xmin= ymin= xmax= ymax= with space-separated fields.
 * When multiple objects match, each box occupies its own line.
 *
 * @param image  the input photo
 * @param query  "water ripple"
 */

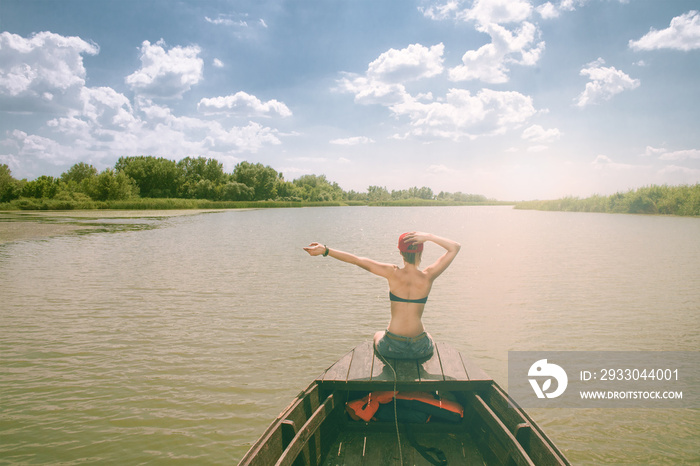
xmin=1 ymin=207 xmax=698 ymax=464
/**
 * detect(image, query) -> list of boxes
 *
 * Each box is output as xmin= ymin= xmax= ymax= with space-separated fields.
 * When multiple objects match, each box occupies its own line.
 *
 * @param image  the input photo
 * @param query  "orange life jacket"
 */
xmin=346 ymin=391 xmax=463 ymax=422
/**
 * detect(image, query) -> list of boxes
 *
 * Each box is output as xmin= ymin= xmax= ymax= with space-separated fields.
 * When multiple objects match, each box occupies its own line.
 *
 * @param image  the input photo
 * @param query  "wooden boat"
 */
xmin=239 ymin=341 xmax=570 ymax=465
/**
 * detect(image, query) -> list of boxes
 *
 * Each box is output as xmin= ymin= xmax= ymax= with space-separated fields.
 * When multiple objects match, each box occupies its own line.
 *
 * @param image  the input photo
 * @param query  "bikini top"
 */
xmin=389 ymin=292 xmax=428 ymax=304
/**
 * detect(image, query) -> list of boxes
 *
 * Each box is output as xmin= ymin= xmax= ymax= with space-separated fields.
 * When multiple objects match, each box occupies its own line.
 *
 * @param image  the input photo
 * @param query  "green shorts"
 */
xmin=374 ymin=330 xmax=434 ymax=360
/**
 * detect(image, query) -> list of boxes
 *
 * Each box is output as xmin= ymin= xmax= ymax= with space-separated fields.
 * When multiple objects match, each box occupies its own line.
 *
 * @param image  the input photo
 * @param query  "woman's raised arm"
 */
xmin=403 ymin=232 xmax=461 ymax=280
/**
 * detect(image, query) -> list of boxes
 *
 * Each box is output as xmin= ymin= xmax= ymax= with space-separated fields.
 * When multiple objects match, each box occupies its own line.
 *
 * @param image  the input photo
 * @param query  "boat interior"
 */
xmin=240 ymin=342 xmax=569 ymax=465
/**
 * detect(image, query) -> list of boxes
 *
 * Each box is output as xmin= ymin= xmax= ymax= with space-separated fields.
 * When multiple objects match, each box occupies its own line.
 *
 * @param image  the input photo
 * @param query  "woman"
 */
xmin=303 ymin=232 xmax=460 ymax=360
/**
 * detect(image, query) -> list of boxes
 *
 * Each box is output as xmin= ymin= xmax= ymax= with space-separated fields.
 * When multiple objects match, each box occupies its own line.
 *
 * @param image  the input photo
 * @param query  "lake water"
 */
xmin=0 ymin=206 xmax=698 ymax=464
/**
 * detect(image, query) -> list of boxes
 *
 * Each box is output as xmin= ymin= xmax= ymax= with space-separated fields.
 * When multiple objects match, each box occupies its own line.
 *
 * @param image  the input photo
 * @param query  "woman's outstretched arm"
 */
xmin=303 ymin=243 xmax=395 ymax=278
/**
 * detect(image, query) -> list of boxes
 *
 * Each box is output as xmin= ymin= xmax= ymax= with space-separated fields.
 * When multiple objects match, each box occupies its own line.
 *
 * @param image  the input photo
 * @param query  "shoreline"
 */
xmin=0 ymin=209 xmax=225 ymax=244
xmin=0 ymin=204 xmax=511 ymax=244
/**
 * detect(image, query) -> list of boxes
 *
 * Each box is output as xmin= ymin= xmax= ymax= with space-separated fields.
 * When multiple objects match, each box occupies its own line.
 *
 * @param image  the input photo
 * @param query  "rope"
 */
xmin=375 ymin=351 xmax=403 ymax=465
xmin=374 ymin=350 xmax=447 ymax=465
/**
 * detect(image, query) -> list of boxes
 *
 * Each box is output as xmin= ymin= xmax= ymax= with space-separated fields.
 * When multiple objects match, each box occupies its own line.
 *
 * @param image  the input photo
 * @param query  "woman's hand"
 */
xmin=403 ymin=231 xmax=431 ymax=245
xmin=303 ymin=242 xmax=327 ymax=256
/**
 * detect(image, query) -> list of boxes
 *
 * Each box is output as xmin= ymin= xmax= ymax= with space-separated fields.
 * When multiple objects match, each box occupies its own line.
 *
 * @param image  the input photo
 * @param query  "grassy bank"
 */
xmin=515 ymin=184 xmax=700 ymax=217
xmin=370 ymin=199 xmax=513 ymax=207
xmin=0 ymin=197 xmax=511 ymax=211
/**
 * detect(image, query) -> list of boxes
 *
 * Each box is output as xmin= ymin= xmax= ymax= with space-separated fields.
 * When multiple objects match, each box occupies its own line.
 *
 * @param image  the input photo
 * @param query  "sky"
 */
xmin=1 ymin=0 xmax=699 ymax=200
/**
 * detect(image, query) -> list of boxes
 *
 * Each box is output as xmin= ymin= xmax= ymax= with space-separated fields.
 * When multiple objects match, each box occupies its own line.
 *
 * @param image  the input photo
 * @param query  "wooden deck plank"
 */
xmin=407 ymin=431 xmax=476 ymax=465
xmin=346 ymin=341 xmax=374 ymax=381
xmin=370 ymin=357 xmax=421 ymax=383
xmin=362 ymin=432 xmax=402 ymax=465
xmin=316 ymin=341 xmax=491 ymax=391
xmin=418 ymin=350 xmax=445 ymax=382
xmin=394 ymin=359 xmax=420 ymax=382
xmin=324 ymin=430 xmax=486 ymax=466
xmin=321 ymin=348 xmax=354 ymax=383
xmin=460 ymin=352 xmax=491 ymax=381
xmin=435 ymin=342 xmax=470 ymax=381
xmin=369 ymin=353 xmax=393 ymax=382
xmin=370 ymin=356 xmax=422 ymax=384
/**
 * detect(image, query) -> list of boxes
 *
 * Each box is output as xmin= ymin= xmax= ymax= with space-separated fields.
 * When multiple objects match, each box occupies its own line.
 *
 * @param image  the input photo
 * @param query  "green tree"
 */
xmin=347 ymin=190 xmax=368 ymax=202
xmin=177 ymin=157 xmax=226 ymax=198
xmin=217 ymin=180 xmax=255 ymax=201
xmin=115 ymin=156 xmax=180 ymax=198
xmin=628 ymin=191 xmax=657 ymax=214
xmin=90 ymin=169 xmax=139 ymax=201
xmin=367 ymin=185 xmax=390 ymax=202
xmin=275 ymin=179 xmax=302 ymax=200
xmin=408 ymin=186 xmax=434 ymax=200
xmin=232 ymin=161 xmax=279 ymax=200
xmin=61 ymin=162 xmax=98 ymax=185
xmin=61 ymin=162 xmax=99 ymax=196
xmin=292 ymin=174 xmax=344 ymax=201
xmin=22 ymin=175 xmax=61 ymax=199
xmin=190 ymin=179 xmax=216 ymax=200
xmin=0 ymin=164 xmax=21 ymax=202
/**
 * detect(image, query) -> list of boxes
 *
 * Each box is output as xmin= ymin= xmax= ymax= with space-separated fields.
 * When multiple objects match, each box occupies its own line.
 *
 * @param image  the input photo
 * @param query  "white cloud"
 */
xmin=287 ymin=157 xmax=327 ymax=163
xmin=644 ymin=145 xmax=667 ymax=157
xmin=138 ymin=100 xmax=284 ymax=154
xmin=420 ymin=0 xmax=462 ymax=21
xmin=329 ymin=136 xmax=375 ymax=145
xmin=428 ymin=164 xmax=457 ymax=174
xmin=658 ymin=149 xmax=700 ymax=161
xmin=420 ymin=2 xmax=544 ymax=84
xmin=576 ymin=58 xmax=640 ymax=107
xmin=336 ymin=73 xmax=408 ymax=106
xmin=125 ymin=39 xmax=203 ymax=99
xmin=463 ymin=0 xmax=533 ymax=25
xmin=0 ymin=31 xmax=99 ymax=112
xmin=0 ymin=32 xmax=293 ymax=179
xmin=79 ymin=87 xmax=136 ymax=128
xmin=338 ymin=38 xmax=540 ymax=141
xmin=368 ymin=43 xmax=445 ymax=83
xmin=204 ymin=13 xmax=268 ymax=40
xmin=336 ymin=43 xmax=444 ymax=103
xmin=629 ymin=10 xmax=700 ymax=51
xmin=203 ymin=121 xmax=281 ymax=153
xmin=535 ymin=0 xmax=590 ymax=19
xmin=422 ymin=0 xmax=532 ymax=25
xmin=659 ymin=165 xmax=700 ymax=177
xmin=592 ymin=154 xmax=635 ymax=170
xmin=4 ymin=128 xmax=80 ymax=168
xmin=197 ymin=91 xmax=292 ymax=117
xmin=536 ymin=2 xmax=560 ymax=19
xmin=389 ymin=87 xmax=537 ymax=140
xmin=212 ymin=58 xmax=224 ymax=68
xmin=27 ymin=96 xmax=282 ymax=171
xmin=521 ymin=124 xmax=561 ymax=142
xmin=205 ymin=15 xmax=247 ymax=27
xmin=449 ymin=21 xmax=544 ymax=83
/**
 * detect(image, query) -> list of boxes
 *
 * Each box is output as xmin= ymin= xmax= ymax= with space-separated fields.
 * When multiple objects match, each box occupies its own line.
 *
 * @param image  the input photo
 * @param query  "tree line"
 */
xmin=0 ymin=156 xmax=490 ymax=208
xmin=514 ymin=184 xmax=700 ymax=216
